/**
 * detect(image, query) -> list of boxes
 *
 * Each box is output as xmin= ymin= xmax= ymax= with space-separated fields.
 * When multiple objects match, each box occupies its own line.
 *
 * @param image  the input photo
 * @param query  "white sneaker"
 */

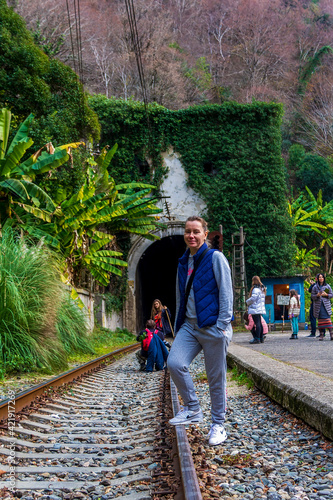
xmin=208 ymin=424 xmax=227 ymax=446
xmin=169 ymin=407 xmax=203 ymax=425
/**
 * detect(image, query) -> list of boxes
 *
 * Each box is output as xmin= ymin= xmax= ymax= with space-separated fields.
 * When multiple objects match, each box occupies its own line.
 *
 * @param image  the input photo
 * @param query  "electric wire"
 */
xmin=76 ymin=0 xmax=84 ymax=83
xmin=125 ymin=0 xmax=148 ymax=105
xmin=66 ymin=0 xmax=78 ymax=75
xmin=124 ymin=0 xmax=153 ymax=142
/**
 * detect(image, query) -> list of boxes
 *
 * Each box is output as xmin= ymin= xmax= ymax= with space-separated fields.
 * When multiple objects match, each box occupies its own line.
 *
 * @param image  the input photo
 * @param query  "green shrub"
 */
xmin=288 ymin=144 xmax=306 ymax=172
xmin=297 ymin=154 xmax=333 ymax=202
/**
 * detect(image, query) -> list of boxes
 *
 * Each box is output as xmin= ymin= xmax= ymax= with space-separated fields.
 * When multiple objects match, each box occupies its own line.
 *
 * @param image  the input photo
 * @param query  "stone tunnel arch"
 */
xmin=124 ymin=222 xmax=186 ymax=333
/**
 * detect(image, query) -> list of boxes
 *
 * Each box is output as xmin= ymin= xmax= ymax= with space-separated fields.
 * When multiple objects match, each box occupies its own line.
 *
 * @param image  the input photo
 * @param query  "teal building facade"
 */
xmin=261 ymin=276 xmax=306 ymax=325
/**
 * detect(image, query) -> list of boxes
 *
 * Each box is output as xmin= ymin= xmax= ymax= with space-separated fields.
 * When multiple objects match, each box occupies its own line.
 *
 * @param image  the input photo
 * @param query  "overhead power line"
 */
xmin=66 ymin=0 xmax=78 ymax=75
xmin=124 ymin=0 xmax=149 ymax=106
xmin=66 ymin=0 xmax=84 ymax=83
xmin=124 ymin=0 xmax=152 ymax=139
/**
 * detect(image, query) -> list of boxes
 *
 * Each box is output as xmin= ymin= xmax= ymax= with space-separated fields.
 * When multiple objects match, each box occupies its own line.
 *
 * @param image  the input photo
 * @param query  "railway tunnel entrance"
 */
xmin=135 ymin=235 xmax=186 ymax=332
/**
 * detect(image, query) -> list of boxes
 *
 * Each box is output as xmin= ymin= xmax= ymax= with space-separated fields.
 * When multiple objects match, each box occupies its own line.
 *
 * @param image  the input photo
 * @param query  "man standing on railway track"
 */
xmin=167 ymin=216 xmax=233 ymax=446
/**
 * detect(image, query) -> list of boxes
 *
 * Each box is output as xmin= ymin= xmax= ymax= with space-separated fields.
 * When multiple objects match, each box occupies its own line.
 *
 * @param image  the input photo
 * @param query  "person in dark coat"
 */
xmin=151 ymin=299 xmax=172 ymax=338
xmin=311 ymin=273 xmax=333 ymax=341
xmin=307 ymin=278 xmax=317 ymax=337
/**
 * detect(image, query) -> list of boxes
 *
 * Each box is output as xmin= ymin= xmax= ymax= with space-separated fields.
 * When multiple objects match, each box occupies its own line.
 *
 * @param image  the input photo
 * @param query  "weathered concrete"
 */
xmin=228 ymin=331 xmax=333 ymax=441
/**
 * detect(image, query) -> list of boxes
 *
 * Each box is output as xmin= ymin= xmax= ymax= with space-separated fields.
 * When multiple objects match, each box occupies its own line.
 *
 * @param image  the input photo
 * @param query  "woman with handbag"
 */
xmin=311 ymin=273 xmax=333 ymax=341
xmin=288 ymin=289 xmax=301 ymax=339
xmin=167 ymin=216 xmax=233 ymax=446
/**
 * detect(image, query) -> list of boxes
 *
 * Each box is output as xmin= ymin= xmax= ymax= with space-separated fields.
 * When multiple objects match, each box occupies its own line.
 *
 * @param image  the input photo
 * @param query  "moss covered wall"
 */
xmin=89 ymin=96 xmax=294 ymax=279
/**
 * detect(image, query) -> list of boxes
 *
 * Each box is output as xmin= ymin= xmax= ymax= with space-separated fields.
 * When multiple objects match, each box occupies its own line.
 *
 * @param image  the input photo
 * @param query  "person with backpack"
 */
xmin=136 ymin=319 xmax=169 ymax=371
xmin=246 ymin=276 xmax=266 ymax=344
xmin=288 ymin=289 xmax=301 ymax=339
xmin=167 ymin=216 xmax=233 ymax=446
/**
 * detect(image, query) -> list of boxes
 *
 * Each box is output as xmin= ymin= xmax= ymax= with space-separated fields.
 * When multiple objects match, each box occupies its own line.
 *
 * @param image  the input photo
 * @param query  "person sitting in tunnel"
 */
xmin=136 ymin=319 xmax=169 ymax=372
xmin=151 ymin=299 xmax=173 ymax=339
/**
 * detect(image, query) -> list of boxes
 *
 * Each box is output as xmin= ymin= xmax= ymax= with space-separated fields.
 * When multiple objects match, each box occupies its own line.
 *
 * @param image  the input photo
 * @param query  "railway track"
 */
xmin=0 ymin=345 xmax=202 ymax=500
xmin=2 ymin=346 xmax=332 ymax=499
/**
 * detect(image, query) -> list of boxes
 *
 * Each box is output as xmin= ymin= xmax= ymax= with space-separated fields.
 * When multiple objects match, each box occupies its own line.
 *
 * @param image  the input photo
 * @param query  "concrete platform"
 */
xmin=227 ymin=331 xmax=333 ymax=441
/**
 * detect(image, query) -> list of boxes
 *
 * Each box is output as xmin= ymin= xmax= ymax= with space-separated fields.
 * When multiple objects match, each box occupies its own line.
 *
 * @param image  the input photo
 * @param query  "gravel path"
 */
xmin=185 ymin=352 xmax=333 ymax=500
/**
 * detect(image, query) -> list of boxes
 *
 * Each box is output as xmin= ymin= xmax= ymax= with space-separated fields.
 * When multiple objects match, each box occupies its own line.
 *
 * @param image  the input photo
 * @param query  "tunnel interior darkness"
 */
xmin=136 ymin=235 xmax=186 ymax=332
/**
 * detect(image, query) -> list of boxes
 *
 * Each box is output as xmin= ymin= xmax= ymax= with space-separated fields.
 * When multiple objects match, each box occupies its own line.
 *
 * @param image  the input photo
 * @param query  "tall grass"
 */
xmin=0 ymin=227 xmax=93 ymax=377
xmin=56 ymin=295 xmax=94 ymax=356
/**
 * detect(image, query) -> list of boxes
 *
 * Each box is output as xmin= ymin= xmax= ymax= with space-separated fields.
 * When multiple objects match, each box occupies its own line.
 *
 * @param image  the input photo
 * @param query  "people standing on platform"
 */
xmin=246 ymin=276 xmax=266 ymax=344
xmin=244 ymin=312 xmax=268 ymax=341
xmin=151 ymin=299 xmax=172 ymax=339
xmin=307 ymin=278 xmax=317 ymax=338
xmin=311 ymin=273 xmax=333 ymax=341
xmin=289 ymin=289 xmax=301 ymax=339
xmin=167 ymin=216 xmax=233 ymax=446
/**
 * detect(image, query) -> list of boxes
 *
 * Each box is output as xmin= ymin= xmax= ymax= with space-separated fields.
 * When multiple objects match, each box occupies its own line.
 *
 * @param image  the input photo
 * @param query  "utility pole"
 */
xmin=232 ymin=226 xmax=247 ymax=323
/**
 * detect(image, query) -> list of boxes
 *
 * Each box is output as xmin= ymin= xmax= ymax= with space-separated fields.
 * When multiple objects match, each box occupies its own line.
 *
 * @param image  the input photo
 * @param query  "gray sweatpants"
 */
xmin=167 ymin=321 xmax=230 ymax=425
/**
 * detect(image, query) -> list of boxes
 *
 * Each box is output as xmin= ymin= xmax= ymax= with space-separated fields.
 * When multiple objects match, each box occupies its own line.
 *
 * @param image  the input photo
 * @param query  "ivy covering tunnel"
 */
xmin=89 ymin=96 xmax=294 ymax=279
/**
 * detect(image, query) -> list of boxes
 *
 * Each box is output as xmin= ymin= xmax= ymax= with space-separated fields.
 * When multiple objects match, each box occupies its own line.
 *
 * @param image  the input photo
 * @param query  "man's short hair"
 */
xmin=146 ymin=319 xmax=156 ymax=330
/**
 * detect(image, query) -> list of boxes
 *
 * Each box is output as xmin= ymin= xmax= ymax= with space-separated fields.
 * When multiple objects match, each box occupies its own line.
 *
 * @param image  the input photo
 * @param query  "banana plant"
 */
xmin=22 ymin=145 xmax=164 ymax=287
xmin=295 ymin=247 xmax=321 ymax=274
xmin=0 ymin=108 xmax=82 ymax=226
xmin=289 ymin=187 xmax=333 ymax=271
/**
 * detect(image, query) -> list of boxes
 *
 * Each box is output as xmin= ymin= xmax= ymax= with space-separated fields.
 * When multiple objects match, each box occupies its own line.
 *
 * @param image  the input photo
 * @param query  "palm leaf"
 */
xmin=7 ymin=113 xmax=34 ymax=155
xmin=87 ymin=259 xmax=124 ymax=276
xmin=0 ymin=108 xmax=12 ymax=159
xmin=89 ymin=255 xmax=127 ymax=266
xmin=87 ymin=239 xmax=113 ymax=254
xmin=25 ymin=149 xmax=69 ymax=176
xmin=20 ymin=180 xmax=56 ymax=208
xmin=24 ymin=226 xmax=61 ymax=250
xmin=116 ymin=182 xmax=156 ymax=190
xmin=16 ymin=203 xmax=52 ymax=222
xmin=297 ymin=221 xmax=326 ymax=229
xmin=96 ymin=143 xmax=118 ymax=170
xmin=54 ymin=142 xmax=84 ymax=152
xmin=88 ymin=265 xmax=111 ymax=286
xmin=86 ymin=229 xmax=114 ymax=241
xmin=115 ymin=189 xmax=153 ymax=208
xmin=91 ymin=250 xmax=123 ymax=257
xmin=0 ymin=178 xmax=29 ymax=201
xmin=2 ymin=138 xmax=34 ymax=177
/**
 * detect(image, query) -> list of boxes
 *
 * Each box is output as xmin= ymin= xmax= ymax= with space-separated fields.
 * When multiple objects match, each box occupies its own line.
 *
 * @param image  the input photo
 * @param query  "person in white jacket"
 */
xmin=246 ymin=276 xmax=266 ymax=344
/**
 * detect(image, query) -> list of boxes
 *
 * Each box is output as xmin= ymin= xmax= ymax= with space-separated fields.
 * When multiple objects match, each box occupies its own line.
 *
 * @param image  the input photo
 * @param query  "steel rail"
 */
xmin=0 ymin=343 xmax=139 ymax=422
xmin=170 ymin=377 xmax=203 ymax=500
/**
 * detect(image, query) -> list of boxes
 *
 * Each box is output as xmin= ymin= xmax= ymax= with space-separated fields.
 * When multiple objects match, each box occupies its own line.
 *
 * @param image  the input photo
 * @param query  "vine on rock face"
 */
xmin=89 ymin=96 xmax=294 ymax=279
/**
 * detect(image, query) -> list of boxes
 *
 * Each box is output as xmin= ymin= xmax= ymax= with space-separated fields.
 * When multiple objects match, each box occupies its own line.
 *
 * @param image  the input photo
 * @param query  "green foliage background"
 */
xmin=89 ymin=95 xmax=294 ymax=278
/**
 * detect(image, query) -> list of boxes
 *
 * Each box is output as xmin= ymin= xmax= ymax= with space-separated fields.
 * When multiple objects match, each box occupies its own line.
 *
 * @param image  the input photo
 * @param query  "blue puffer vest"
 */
xmin=176 ymin=242 xmax=219 ymax=332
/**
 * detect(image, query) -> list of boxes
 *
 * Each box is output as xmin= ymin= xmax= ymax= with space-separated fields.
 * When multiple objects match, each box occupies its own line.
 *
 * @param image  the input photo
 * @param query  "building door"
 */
xmin=273 ymin=284 xmax=290 ymax=322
